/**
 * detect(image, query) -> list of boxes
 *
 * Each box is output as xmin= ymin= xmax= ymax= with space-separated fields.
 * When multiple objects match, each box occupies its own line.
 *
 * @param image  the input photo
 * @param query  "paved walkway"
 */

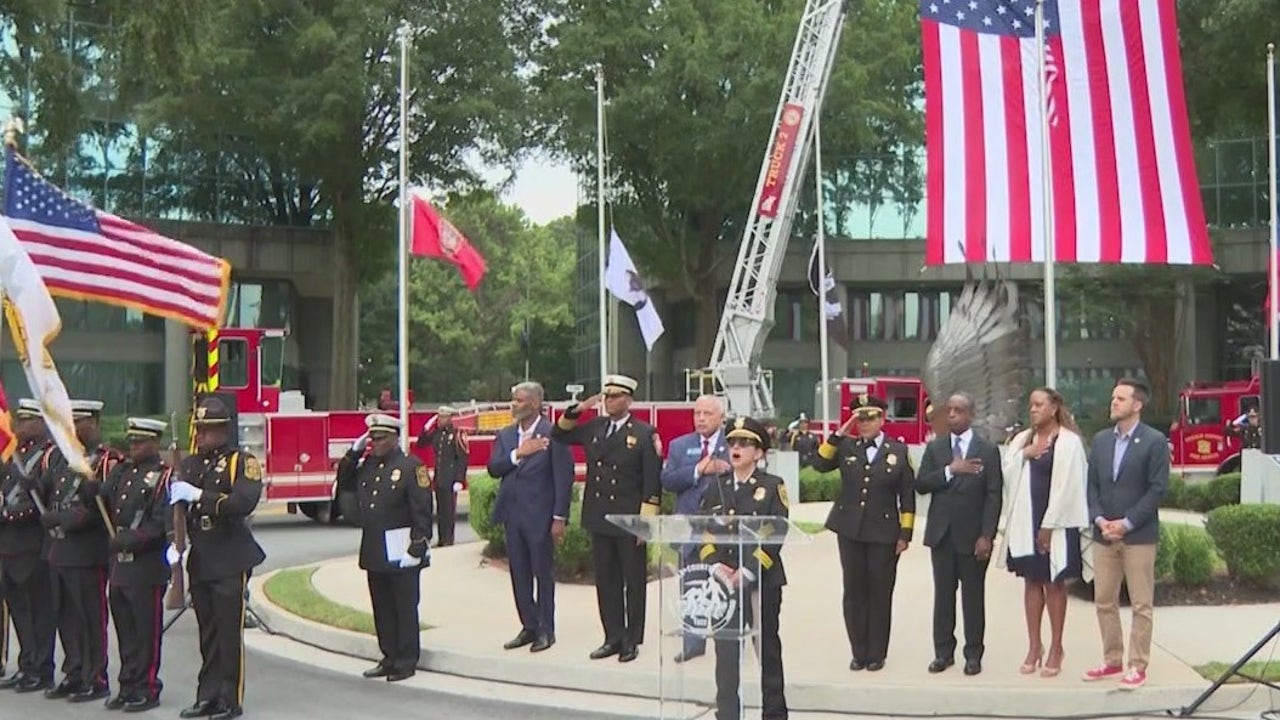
xmin=252 ymin=504 xmax=1275 ymax=717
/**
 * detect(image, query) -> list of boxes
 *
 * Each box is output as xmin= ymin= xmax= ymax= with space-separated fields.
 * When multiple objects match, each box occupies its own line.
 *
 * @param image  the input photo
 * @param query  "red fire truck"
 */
xmin=1168 ymin=373 xmax=1260 ymax=477
xmin=816 ymin=375 xmax=933 ymax=445
xmin=196 ymin=327 xmax=701 ymax=523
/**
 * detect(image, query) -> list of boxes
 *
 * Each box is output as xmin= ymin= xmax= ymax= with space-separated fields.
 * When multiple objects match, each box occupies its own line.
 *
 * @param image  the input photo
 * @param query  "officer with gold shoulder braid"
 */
xmin=101 ymin=417 xmax=172 ymax=712
xmin=552 ymin=374 xmax=661 ymax=663
xmin=39 ymin=398 xmax=121 ymax=703
xmin=813 ymin=393 xmax=915 ymax=672
xmin=336 ymin=413 xmax=433 ymax=683
xmin=697 ymin=416 xmax=789 ymax=720
xmin=167 ymin=397 xmax=265 ymax=720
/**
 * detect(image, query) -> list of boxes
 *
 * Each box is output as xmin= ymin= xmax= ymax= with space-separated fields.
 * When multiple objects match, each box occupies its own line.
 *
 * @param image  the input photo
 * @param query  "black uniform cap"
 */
xmin=725 ymin=416 xmax=771 ymax=451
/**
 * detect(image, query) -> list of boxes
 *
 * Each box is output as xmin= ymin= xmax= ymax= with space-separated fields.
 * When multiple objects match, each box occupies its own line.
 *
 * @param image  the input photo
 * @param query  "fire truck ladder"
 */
xmin=699 ymin=0 xmax=849 ymax=419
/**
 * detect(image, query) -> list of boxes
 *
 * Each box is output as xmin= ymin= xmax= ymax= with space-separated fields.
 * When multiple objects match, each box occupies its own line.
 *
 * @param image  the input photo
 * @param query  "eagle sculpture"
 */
xmin=922 ymin=272 xmax=1028 ymax=444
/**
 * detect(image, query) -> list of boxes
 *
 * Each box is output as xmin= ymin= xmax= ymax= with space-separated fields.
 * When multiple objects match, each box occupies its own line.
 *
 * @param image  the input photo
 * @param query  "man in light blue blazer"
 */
xmin=487 ymin=381 xmax=575 ymax=654
xmin=659 ymin=394 xmax=730 ymax=663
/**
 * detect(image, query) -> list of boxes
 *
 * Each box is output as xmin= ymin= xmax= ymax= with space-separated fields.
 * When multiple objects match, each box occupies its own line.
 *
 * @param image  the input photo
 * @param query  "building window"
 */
xmin=225 ymin=280 xmax=294 ymax=329
xmin=218 ymin=339 xmax=250 ymax=388
xmin=53 ymin=298 xmax=164 ymax=333
xmin=1 ymin=360 xmax=164 ymax=416
xmin=903 ymin=292 xmax=920 ymax=340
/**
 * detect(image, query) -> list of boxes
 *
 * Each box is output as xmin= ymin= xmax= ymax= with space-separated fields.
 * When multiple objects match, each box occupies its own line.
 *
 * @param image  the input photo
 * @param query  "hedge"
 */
xmin=1205 ymin=504 xmax=1280 ymax=588
xmin=799 ymin=467 xmax=840 ymax=502
xmin=1162 ymin=474 xmax=1240 ymax=513
xmin=1155 ymin=523 xmax=1216 ymax=587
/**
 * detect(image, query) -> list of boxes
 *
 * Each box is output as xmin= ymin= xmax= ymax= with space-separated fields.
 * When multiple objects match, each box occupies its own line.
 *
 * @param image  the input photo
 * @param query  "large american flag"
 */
xmin=921 ymin=0 xmax=1214 ymax=266
xmin=3 ymin=148 xmax=231 ymax=330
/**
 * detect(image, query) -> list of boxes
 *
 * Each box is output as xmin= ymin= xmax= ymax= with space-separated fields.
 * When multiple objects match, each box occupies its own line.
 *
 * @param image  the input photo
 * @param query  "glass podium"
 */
xmin=608 ymin=513 xmax=812 ymax=720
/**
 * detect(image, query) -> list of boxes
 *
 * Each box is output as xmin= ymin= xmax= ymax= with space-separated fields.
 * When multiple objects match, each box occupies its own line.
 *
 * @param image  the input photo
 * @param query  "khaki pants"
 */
xmin=1092 ymin=540 xmax=1156 ymax=670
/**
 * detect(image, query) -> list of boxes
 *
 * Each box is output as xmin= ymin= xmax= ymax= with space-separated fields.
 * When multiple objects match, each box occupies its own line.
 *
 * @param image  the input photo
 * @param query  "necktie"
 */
xmin=953 ymin=436 xmax=964 ymax=459
xmin=606 ymin=422 xmax=615 ymax=438
xmin=700 ymin=437 xmax=710 ymax=460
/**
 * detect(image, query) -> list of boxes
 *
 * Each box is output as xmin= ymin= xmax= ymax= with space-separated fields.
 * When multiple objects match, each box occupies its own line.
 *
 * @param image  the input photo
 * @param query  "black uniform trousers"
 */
xmin=590 ymin=532 xmax=646 ymax=648
xmin=0 ymin=555 xmax=54 ymax=680
xmin=837 ymin=537 xmax=899 ymax=663
xmin=366 ymin=570 xmax=421 ymax=672
xmin=1 ymin=588 xmax=8 ymax=672
xmin=433 ymin=483 xmax=457 ymax=546
xmin=930 ymin=533 xmax=989 ymax=662
xmin=109 ymin=583 xmax=164 ymax=700
xmin=51 ymin=565 xmax=109 ymax=690
xmin=714 ymin=584 xmax=786 ymax=720
xmin=191 ymin=573 xmax=248 ymax=709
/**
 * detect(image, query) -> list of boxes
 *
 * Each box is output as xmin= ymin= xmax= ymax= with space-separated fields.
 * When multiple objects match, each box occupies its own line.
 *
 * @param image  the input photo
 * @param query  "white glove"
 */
xmin=397 ymin=554 xmax=422 ymax=568
xmin=422 ymin=417 xmax=438 ymax=434
xmin=452 ymin=482 xmax=463 ymax=493
xmin=350 ymin=432 xmax=370 ymax=454
xmin=169 ymin=480 xmax=201 ymax=504
xmin=165 ymin=544 xmax=181 ymax=566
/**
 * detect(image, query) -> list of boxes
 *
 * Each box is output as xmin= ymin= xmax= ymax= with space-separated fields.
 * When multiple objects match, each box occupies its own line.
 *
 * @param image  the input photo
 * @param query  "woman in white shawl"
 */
xmin=996 ymin=387 xmax=1089 ymax=678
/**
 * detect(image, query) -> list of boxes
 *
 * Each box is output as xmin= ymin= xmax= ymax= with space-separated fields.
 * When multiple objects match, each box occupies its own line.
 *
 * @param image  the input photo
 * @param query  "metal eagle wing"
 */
xmin=922 ymin=278 xmax=1028 ymax=443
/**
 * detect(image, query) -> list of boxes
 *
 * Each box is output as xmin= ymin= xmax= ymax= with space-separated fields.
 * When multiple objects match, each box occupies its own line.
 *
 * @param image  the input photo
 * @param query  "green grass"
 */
xmin=1194 ymin=660 xmax=1280 ymax=683
xmin=794 ymin=520 xmax=826 ymax=535
xmin=263 ymin=567 xmax=429 ymax=635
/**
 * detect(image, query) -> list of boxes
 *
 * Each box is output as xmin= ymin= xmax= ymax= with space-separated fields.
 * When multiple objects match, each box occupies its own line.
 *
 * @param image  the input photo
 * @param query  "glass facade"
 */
xmin=1197 ymin=136 xmax=1275 ymax=229
xmin=224 ymin=279 xmax=296 ymax=330
xmin=0 ymin=359 xmax=164 ymax=416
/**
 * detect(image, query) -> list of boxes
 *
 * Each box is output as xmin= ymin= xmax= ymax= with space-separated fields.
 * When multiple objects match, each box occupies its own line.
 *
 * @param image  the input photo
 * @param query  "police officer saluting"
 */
xmin=338 ymin=413 xmax=433 ymax=682
xmin=813 ymin=393 xmax=915 ymax=672
xmin=0 ymin=399 xmax=56 ymax=693
xmin=40 ymin=398 xmax=120 ymax=702
xmin=697 ymin=416 xmax=789 ymax=720
xmin=553 ymin=374 xmax=661 ymax=663
xmin=101 ymin=417 xmax=173 ymax=712
xmin=167 ymin=397 xmax=266 ymax=720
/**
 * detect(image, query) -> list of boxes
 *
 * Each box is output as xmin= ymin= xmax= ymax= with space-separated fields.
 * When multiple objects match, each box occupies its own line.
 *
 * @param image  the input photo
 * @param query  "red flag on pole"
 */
xmin=408 ymin=192 xmax=487 ymax=291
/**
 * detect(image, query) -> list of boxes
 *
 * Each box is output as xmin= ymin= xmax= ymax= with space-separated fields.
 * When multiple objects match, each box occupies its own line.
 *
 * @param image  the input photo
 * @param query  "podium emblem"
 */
xmin=677 ymin=563 xmax=739 ymax=636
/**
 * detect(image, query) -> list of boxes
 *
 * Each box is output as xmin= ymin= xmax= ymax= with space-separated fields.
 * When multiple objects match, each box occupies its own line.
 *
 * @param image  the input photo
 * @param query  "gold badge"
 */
xmin=886 ymin=454 xmax=897 ymax=466
xmin=416 ymin=465 xmax=430 ymax=488
xmin=196 ymin=406 xmax=207 ymax=421
xmin=626 ymin=435 xmax=637 ymax=448
xmin=391 ymin=468 xmax=402 ymax=482
xmin=144 ymin=471 xmax=159 ymax=488
xmin=734 ymin=417 xmax=746 ymax=430
xmin=753 ymin=487 xmax=766 ymax=501
xmin=215 ymin=459 xmax=227 ymax=473
xmin=244 ymin=456 xmax=262 ymax=482
xmin=778 ymin=483 xmax=790 ymax=509
xmin=858 ymin=392 xmax=869 ymax=406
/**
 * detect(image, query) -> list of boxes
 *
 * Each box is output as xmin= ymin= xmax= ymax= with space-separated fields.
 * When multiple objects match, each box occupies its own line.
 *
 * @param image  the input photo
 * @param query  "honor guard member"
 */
xmin=697 ymin=416 xmax=789 ymax=720
xmin=337 ymin=413 xmax=433 ymax=682
xmin=787 ymin=414 xmax=820 ymax=469
xmin=167 ymin=396 xmax=266 ymax=720
xmin=39 ymin=398 xmax=120 ymax=702
xmin=0 ymin=399 xmax=56 ymax=692
xmin=101 ymin=418 xmax=173 ymax=712
xmin=813 ymin=393 xmax=915 ymax=672
xmin=416 ymin=406 xmax=467 ymax=546
xmin=553 ymin=374 xmax=661 ymax=663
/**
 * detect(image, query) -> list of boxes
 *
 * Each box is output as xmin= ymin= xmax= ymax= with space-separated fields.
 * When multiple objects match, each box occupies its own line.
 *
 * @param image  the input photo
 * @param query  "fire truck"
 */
xmin=822 ymin=375 xmax=933 ymax=445
xmin=1168 ymin=371 xmax=1260 ymax=477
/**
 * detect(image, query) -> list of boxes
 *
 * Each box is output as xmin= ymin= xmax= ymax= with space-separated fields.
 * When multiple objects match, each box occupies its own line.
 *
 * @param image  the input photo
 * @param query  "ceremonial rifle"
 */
xmin=165 ymin=412 xmax=187 ymax=610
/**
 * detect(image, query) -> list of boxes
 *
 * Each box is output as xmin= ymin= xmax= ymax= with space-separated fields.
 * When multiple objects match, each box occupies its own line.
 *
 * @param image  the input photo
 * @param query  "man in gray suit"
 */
xmin=1083 ymin=378 xmax=1168 ymax=690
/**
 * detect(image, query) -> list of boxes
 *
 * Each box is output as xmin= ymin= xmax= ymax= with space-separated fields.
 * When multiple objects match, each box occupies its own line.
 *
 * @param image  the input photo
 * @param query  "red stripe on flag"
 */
xmin=42 ymin=277 xmax=212 ymax=328
xmin=1048 ymin=36 xmax=1079 ymax=263
xmin=923 ymin=21 xmax=945 ymax=266
xmin=1001 ymin=38 xmax=1032 ymax=263
xmin=960 ymin=30 xmax=987 ymax=263
xmin=1120 ymin=0 xmax=1168 ymax=264
xmin=1082 ymin=0 xmax=1124 ymax=263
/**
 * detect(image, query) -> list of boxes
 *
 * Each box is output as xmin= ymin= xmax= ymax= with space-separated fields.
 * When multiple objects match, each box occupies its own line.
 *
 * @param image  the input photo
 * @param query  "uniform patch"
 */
xmin=416 ymin=465 xmax=430 ymax=488
xmin=391 ymin=468 xmax=402 ymax=482
xmin=886 ymin=454 xmax=897 ymax=466
xmin=625 ymin=435 xmax=637 ymax=448
xmin=753 ymin=487 xmax=766 ymax=501
xmin=244 ymin=456 xmax=262 ymax=482
xmin=778 ymin=484 xmax=790 ymax=509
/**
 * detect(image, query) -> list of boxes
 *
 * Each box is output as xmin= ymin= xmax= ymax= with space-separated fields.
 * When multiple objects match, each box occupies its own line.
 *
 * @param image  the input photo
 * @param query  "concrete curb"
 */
xmin=248 ymin=570 xmax=1264 ymax=717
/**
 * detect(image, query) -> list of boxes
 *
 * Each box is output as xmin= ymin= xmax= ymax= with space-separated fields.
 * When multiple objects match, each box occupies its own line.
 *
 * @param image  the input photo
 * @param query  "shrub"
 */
xmin=1206 ymin=473 xmax=1241 ymax=509
xmin=1153 ymin=524 xmax=1176 ymax=580
xmin=469 ymin=475 xmax=596 ymax=582
xmin=1206 ymin=504 xmax=1280 ymax=587
xmin=466 ymin=474 xmax=504 ymax=553
xmin=1161 ymin=476 xmax=1187 ymax=509
xmin=799 ymin=466 xmax=839 ymax=502
xmin=1167 ymin=525 xmax=1216 ymax=587
xmin=1162 ymin=473 xmax=1240 ymax=513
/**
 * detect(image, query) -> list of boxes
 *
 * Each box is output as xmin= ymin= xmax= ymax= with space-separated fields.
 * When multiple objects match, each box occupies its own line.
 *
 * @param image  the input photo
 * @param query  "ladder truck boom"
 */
xmin=703 ymin=0 xmax=849 ymax=419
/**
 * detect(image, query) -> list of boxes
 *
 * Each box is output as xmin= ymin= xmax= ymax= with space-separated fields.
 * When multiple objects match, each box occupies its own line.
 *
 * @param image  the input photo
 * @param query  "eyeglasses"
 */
xmin=726 ymin=438 xmax=759 ymax=448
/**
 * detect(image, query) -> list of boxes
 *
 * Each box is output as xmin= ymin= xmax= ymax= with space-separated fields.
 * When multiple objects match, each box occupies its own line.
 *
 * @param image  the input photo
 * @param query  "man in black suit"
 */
xmin=1082 ymin=378 xmax=1168 ymax=690
xmin=915 ymin=392 xmax=1002 ymax=676
xmin=553 ymin=374 xmax=662 ymax=663
xmin=487 ymin=381 xmax=574 ymax=653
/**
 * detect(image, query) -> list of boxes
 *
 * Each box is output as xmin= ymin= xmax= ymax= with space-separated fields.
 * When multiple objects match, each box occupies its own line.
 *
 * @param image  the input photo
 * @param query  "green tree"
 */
xmin=1178 ymin=0 xmax=1280 ymax=139
xmin=359 ymin=195 xmax=578 ymax=403
xmin=530 ymin=0 xmax=922 ymax=366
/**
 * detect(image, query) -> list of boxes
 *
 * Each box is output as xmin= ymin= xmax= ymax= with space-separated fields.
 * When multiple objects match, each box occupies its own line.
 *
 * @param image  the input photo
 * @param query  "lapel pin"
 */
xmin=1133 ymin=438 xmax=1140 ymax=444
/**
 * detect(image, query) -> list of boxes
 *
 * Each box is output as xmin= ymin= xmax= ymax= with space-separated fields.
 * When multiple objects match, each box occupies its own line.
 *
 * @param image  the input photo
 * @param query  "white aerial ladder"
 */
xmin=692 ymin=0 xmax=850 ymax=418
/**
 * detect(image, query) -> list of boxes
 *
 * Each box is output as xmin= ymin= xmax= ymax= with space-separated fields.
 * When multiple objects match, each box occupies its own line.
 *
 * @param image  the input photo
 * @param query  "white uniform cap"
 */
xmin=126 ymin=417 xmax=167 ymax=439
xmin=15 ymin=398 xmax=41 ymax=418
xmin=602 ymin=374 xmax=638 ymax=396
xmin=70 ymin=399 xmax=105 ymax=419
xmin=364 ymin=413 xmax=403 ymax=434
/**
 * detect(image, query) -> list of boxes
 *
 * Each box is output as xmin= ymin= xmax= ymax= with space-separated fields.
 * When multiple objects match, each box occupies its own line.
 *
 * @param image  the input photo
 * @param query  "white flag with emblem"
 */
xmin=604 ymin=228 xmax=665 ymax=352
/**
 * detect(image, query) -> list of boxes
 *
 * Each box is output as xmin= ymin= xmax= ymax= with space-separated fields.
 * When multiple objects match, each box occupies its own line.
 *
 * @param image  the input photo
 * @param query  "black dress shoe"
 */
xmin=179 ymin=700 xmax=221 ymax=718
xmin=0 ymin=672 xmax=27 ymax=689
xmin=674 ymin=649 xmax=705 ymax=664
xmin=530 ymin=633 xmax=555 ymax=652
xmin=105 ymin=693 xmax=130 ymax=710
xmin=386 ymin=669 xmax=415 ymax=682
xmin=362 ymin=663 xmax=391 ymax=678
xmin=122 ymin=696 xmax=161 ymax=713
xmin=849 ymin=659 xmax=865 ymax=671
xmin=210 ymin=706 xmax=243 ymax=720
xmin=504 ymin=630 xmax=536 ymax=650
xmin=44 ymin=679 xmax=83 ymax=699
xmin=589 ymin=643 xmax=619 ymax=660
xmin=618 ymin=645 xmax=638 ymax=663
xmin=866 ymin=660 xmax=885 ymax=672
xmin=15 ymin=676 xmax=52 ymax=693
xmin=928 ymin=657 xmax=955 ymax=673
xmin=68 ymin=684 xmax=111 ymax=703
xmin=964 ymin=659 xmax=982 ymax=675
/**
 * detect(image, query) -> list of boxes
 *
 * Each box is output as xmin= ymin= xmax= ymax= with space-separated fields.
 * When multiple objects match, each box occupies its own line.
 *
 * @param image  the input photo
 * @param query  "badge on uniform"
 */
xmin=143 ymin=470 xmax=160 ymax=488
xmin=390 ymin=468 xmax=402 ymax=483
xmin=416 ymin=465 xmax=430 ymax=488
xmin=626 ymin=435 xmax=637 ymax=448
xmin=753 ymin=487 xmax=766 ymax=501
xmin=244 ymin=456 xmax=263 ymax=482
xmin=215 ymin=459 xmax=227 ymax=473
xmin=886 ymin=454 xmax=897 ymax=466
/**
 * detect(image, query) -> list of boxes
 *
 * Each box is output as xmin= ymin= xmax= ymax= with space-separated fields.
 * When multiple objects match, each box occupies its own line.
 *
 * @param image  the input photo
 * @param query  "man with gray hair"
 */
xmin=487 ymin=381 xmax=574 ymax=654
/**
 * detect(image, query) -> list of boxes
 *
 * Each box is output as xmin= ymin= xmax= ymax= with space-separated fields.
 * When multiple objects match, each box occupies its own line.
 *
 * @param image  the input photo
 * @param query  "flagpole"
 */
xmin=1036 ymin=0 xmax=1058 ymax=388
xmin=396 ymin=20 xmax=412 ymax=451
xmin=1268 ymin=42 xmax=1278 ymax=361
xmin=596 ymin=66 xmax=609 ymax=383
xmin=814 ymin=115 xmax=832 ymax=431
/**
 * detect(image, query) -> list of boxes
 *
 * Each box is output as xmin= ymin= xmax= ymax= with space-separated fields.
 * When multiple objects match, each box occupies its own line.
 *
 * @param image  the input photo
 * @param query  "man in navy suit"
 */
xmin=1082 ymin=378 xmax=1168 ymax=690
xmin=487 ymin=381 xmax=574 ymax=653
xmin=659 ymin=394 xmax=730 ymax=663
